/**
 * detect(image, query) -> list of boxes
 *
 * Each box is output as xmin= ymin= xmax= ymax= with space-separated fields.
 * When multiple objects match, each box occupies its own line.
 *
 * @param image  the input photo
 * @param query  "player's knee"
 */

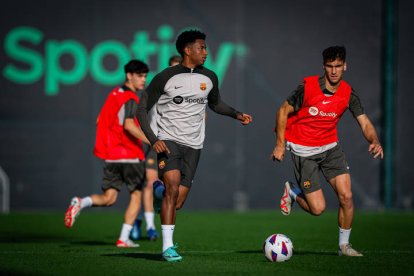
xmin=310 ymin=204 xmax=325 ymax=216
xmin=339 ymin=191 xmax=353 ymax=208
xmin=175 ymin=196 xmax=187 ymax=210
xmin=105 ymin=199 xmax=116 ymax=206
xmin=310 ymin=208 xmax=325 ymax=216
xmin=175 ymin=201 xmax=184 ymax=210
xmin=104 ymin=195 xmax=117 ymax=206
xmin=166 ymin=185 xmax=179 ymax=200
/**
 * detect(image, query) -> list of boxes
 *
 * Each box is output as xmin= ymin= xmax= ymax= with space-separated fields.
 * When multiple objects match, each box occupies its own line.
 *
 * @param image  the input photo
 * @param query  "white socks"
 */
xmin=119 ymin=223 xmax=133 ymax=242
xmin=339 ymin=227 xmax=351 ymax=246
xmin=80 ymin=197 xmax=93 ymax=209
xmin=161 ymin=225 xmax=175 ymax=252
xmin=144 ymin=212 xmax=155 ymax=230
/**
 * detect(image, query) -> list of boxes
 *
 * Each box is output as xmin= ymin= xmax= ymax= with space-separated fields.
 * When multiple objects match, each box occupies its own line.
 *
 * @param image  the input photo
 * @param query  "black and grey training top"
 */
xmin=137 ymin=64 xmax=241 ymax=149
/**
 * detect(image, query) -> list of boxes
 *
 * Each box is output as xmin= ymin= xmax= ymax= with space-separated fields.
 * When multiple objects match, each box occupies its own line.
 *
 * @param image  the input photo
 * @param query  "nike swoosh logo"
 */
xmin=174 ymin=86 xmax=183 ymax=89
xmin=322 ymin=100 xmax=331 ymax=104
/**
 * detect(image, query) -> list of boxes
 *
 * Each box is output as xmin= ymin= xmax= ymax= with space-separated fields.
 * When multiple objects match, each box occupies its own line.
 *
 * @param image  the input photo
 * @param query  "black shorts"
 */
xmin=157 ymin=140 xmax=201 ymax=187
xmin=290 ymin=144 xmax=350 ymax=194
xmin=144 ymin=144 xmax=157 ymax=170
xmin=102 ymin=162 xmax=146 ymax=192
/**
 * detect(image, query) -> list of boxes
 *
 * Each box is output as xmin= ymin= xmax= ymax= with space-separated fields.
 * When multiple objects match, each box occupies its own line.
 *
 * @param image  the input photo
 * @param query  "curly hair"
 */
xmin=322 ymin=46 xmax=346 ymax=63
xmin=175 ymin=29 xmax=206 ymax=57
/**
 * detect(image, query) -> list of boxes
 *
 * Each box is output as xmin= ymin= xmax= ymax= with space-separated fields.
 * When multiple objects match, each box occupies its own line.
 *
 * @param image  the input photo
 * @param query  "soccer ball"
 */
xmin=263 ymin=234 xmax=293 ymax=262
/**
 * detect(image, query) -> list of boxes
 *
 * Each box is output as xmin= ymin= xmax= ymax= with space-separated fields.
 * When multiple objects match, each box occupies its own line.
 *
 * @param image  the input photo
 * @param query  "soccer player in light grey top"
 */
xmin=137 ymin=29 xmax=252 ymax=262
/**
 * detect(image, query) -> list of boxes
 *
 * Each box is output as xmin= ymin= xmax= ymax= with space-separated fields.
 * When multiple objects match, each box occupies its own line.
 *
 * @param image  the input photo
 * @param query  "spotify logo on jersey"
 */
xmin=173 ymin=96 xmax=184 ymax=104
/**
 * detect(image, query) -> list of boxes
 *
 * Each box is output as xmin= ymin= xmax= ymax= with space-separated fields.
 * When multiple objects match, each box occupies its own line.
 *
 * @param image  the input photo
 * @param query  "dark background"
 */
xmin=1 ymin=0 xmax=413 ymax=211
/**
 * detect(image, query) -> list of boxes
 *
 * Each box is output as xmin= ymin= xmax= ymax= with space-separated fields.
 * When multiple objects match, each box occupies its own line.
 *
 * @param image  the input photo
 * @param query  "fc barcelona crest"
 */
xmin=200 ymin=83 xmax=207 ymax=91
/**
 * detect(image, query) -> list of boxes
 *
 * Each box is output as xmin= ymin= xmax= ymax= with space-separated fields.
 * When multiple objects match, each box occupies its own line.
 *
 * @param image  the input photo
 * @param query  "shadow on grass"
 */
xmin=237 ymin=249 xmax=336 ymax=256
xmin=69 ymin=237 xmax=159 ymax=246
xmin=102 ymin=252 xmax=163 ymax=261
xmin=292 ymin=250 xmax=337 ymax=256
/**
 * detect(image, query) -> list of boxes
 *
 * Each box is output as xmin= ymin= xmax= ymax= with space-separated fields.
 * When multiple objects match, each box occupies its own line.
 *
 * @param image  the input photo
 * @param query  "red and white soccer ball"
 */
xmin=263 ymin=234 xmax=294 ymax=262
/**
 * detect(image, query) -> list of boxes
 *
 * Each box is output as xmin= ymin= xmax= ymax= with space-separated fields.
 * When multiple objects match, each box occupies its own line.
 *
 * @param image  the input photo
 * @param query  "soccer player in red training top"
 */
xmin=64 ymin=60 xmax=150 ymax=248
xmin=137 ymin=30 xmax=252 ymax=262
xmin=271 ymin=46 xmax=384 ymax=257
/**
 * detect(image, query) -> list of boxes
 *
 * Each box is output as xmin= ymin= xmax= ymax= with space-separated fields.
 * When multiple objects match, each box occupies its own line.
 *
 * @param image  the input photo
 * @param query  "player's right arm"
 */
xmin=271 ymin=84 xmax=303 ymax=162
xmin=271 ymin=101 xmax=294 ymax=162
xmin=137 ymin=74 xmax=170 ymax=154
xmin=123 ymin=100 xmax=150 ymax=145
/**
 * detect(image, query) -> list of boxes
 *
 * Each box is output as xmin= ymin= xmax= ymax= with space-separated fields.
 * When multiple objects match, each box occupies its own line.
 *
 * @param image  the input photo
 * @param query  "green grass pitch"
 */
xmin=0 ymin=210 xmax=413 ymax=275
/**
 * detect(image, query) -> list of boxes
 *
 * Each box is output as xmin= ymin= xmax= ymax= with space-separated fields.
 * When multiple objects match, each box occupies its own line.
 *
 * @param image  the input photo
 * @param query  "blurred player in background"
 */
xmin=137 ymin=30 xmax=252 ymax=262
xmin=64 ymin=60 xmax=150 ymax=248
xmin=271 ymin=46 xmax=383 ymax=257
xmin=168 ymin=55 xmax=182 ymax=66
xmin=130 ymin=55 xmax=183 ymax=241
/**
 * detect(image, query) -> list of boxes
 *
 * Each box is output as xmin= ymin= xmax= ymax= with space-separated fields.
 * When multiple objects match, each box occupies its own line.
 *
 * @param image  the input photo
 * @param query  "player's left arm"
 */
xmin=349 ymin=90 xmax=383 ymax=159
xmin=236 ymin=112 xmax=253 ymax=125
xmin=207 ymin=73 xmax=252 ymax=125
xmin=356 ymin=114 xmax=384 ymax=159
